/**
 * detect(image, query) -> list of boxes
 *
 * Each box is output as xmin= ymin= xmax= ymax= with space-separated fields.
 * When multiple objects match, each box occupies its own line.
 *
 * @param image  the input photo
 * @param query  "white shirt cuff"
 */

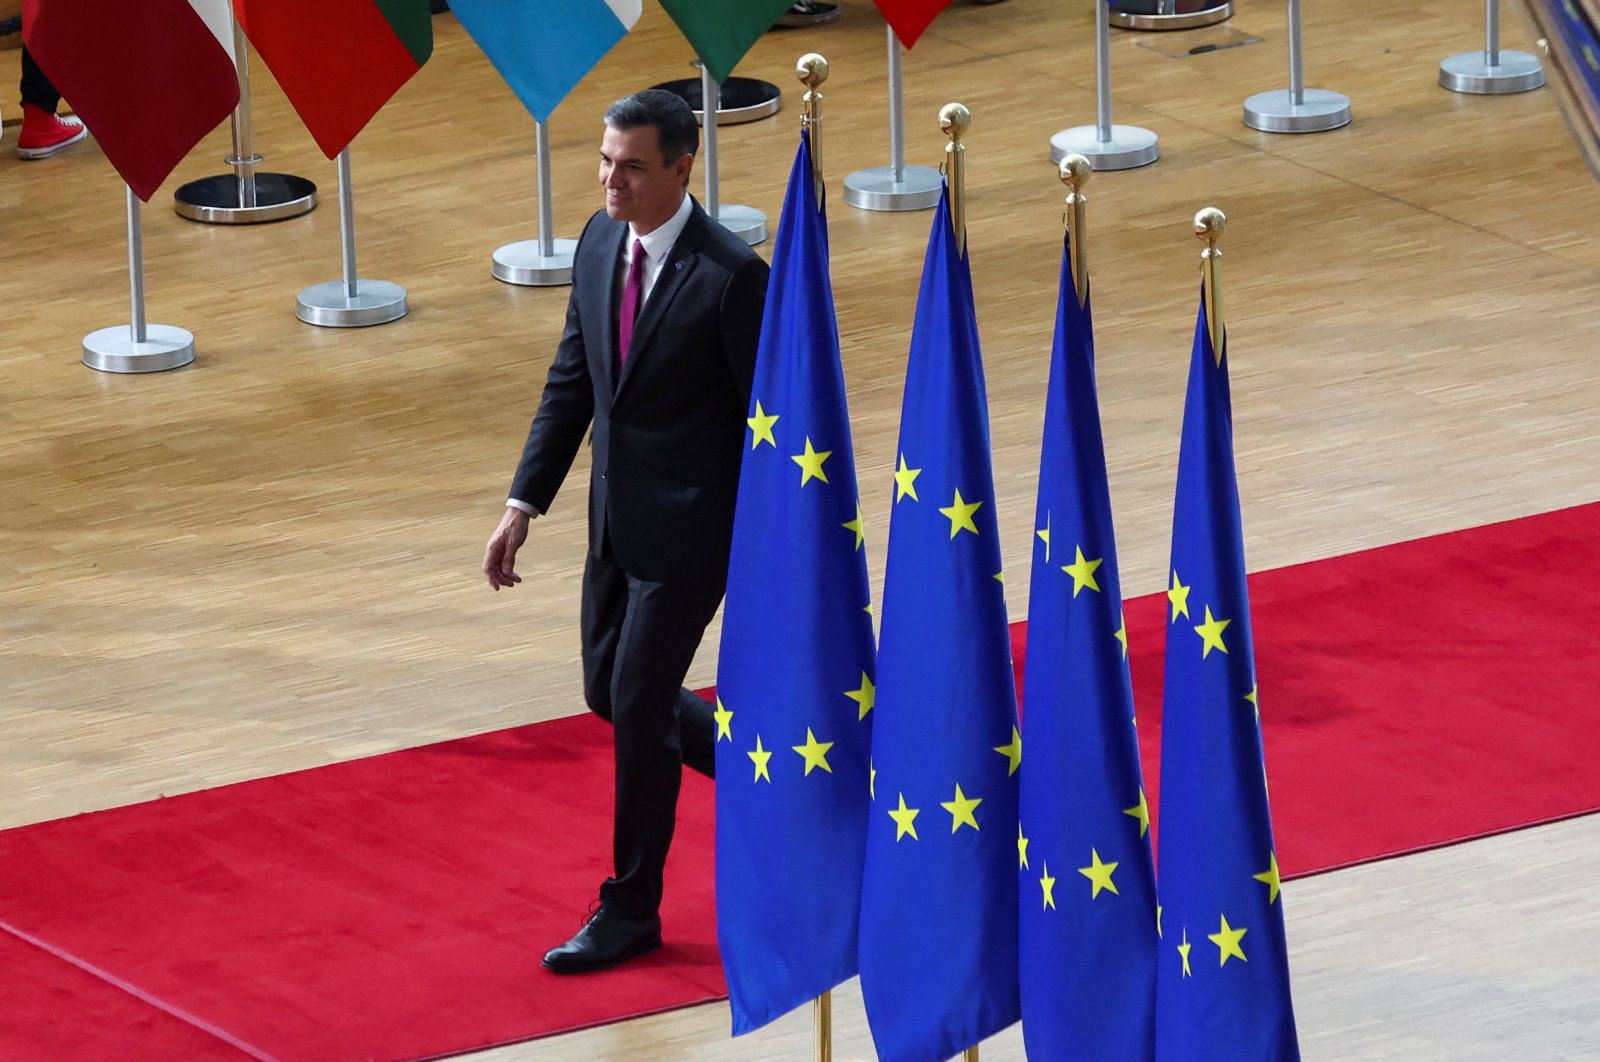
xmin=506 ymin=499 xmax=538 ymax=516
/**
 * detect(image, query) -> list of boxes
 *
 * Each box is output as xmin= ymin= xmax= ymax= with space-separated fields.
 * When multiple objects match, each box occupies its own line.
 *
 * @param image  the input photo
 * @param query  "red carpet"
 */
xmin=4 ymin=500 xmax=1600 ymax=1060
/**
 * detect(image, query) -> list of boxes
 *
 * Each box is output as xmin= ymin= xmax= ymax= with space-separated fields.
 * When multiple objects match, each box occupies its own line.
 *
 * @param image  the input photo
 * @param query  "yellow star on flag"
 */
xmin=939 ymin=489 xmax=982 ymax=539
xmin=843 ymin=503 xmax=866 ymax=551
xmin=869 ymin=760 xmax=877 ymax=800
xmin=791 ymin=437 xmax=832 ymax=487
xmin=748 ymin=736 xmax=773 ymax=783
xmin=993 ymin=727 xmax=1022 ymax=776
xmin=888 ymin=793 xmax=920 ymax=841
xmin=893 ymin=454 xmax=921 ymax=503
xmin=940 ymin=784 xmax=982 ymax=833
xmin=791 ymin=728 xmax=834 ymax=776
xmin=746 ymin=401 xmax=779 ymax=449
xmin=1194 ymin=605 xmax=1232 ymax=658
xmin=1168 ymin=569 xmax=1192 ymax=622
xmin=1123 ymin=788 xmax=1150 ymax=837
xmin=1078 ymin=848 xmax=1121 ymax=899
xmin=1037 ymin=511 xmax=1051 ymax=563
xmin=845 ymin=673 xmax=876 ymax=721
xmin=1245 ymin=684 xmax=1259 ymax=722
xmin=1209 ymin=914 xmax=1248 ymax=967
xmin=1114 ymin=611 xmax=1129 ymax=659
xmin=1040 ymin=863 xmax=1057 ymax=910
xmin=1178 ymin=928 xmax=1193 ymax=977
xmin=1253 ymin=852 xmax=1282 ymax=905
xmin=1017 ymin=824 xmax=1030 ymax=869
xmin=713 ymin=697 xmax=733 ymax=742
xmin=1061 ymin=546 xmax=1103 ymax=596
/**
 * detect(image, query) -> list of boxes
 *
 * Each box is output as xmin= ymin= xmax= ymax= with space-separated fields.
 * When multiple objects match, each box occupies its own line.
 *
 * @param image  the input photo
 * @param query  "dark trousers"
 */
xmin=21 ymin=46 xmax=61 ymax=113
xmin=580 ymin=535 xmax=722 ymax=921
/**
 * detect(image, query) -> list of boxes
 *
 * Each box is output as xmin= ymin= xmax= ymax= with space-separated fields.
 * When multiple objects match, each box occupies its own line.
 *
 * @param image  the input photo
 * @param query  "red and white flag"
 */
xmin=23 ymin=0 xmax=239 ymax=201
xmin=873 ymin=0 xmax=956 ymax=48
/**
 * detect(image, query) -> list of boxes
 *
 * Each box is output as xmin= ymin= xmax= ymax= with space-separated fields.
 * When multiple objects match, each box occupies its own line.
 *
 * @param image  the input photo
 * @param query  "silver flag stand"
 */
xmin=83 ymin=188 xmax=197 ymax=374
xmin=1243 ymin=0 xmax=1351 ymax=132
xmin=843 ymin=27 xmax=942 ymax=211
xmin=1110 ymin=0 xmax=1232 ymax=31
xmin=493 ymin=120 xmax=577 ymax=286
xmin=1049 ymin=0 xmax=1160 ymax=169
xmin=173 ymin=14 xmax=316 ymax=224
xmin=1439 ymin=0 xmax=1544 ymax=94
xmin=702 ymin=65 xmax=767 ymax=246
xmin=296 ymin=149 xmax=408 ymax=326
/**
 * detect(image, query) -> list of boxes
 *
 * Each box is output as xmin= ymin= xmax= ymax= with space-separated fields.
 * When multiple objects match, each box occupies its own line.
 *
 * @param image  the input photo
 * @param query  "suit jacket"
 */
xmin=509 ymin=200 xmax=769 ymax=585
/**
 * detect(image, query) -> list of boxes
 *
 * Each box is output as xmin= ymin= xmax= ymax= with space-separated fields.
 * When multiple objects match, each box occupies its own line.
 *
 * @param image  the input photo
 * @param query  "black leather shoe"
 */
xmin=541 ymin=908 xmax=662 ymax=974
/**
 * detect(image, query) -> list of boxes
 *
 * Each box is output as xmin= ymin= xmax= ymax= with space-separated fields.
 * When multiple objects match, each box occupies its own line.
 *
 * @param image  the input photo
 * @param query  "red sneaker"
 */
xmin=17 ymin=104 xmax=87 ymax=160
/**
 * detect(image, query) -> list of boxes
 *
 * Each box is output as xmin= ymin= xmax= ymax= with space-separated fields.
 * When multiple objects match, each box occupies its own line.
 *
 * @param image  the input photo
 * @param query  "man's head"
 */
xmin=600 ymin=90 xmax=699 ymax=234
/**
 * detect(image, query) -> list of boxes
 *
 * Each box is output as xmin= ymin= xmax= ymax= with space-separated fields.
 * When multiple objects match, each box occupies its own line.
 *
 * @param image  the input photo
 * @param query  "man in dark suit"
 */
xmin=482 ymin=89 xmax=768 ymax=974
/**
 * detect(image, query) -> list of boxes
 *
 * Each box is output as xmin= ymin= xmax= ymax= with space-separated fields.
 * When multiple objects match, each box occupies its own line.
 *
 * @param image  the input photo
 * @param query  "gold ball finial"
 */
xmin=1194 ymin=206 xmax=1226 ymax=243
xmin=938 ymin=102 xmax=972 ymax=143
xmin=797 ymin=53 xmax=829 ymax=89
xmin=1058 ymin=154 xmax=1091 ymax=190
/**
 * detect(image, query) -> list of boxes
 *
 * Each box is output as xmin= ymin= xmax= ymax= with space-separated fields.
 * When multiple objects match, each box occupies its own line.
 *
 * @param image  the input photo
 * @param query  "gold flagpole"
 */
xmin=962 ymin=1047 xmax=980 ymax=1060
xmin=938 ymin=103 xmax=971 ymax=255
xmin=1195 ymin=206 xmax=1226 ymax=361
xmin=1059 ymin=153 xmax=1091 ymax=308
xmin=814 ymin=990 xmax=832 ymax=1062
xmin=797 ymin=53 xmax=829 ymax=208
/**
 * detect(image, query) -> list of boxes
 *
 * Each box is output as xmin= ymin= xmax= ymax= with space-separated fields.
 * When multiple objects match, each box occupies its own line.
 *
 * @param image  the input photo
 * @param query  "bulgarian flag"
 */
xmin=659 ymin=0 xmax=793 ymax=84
xmin=450 ymin=0 xmax=641 ymax=123
xmin=233 ymin=0 xmax=432 ymax=159
xmin=21 ymin=0 xmax=239 ymax=201
xmin=873 ymin=0 xmax=957 ymax=48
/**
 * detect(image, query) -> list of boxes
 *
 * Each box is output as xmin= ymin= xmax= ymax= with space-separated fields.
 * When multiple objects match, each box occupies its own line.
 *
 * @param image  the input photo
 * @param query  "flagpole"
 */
xmin=492 ymin=119 xmax=579 ymax=286
xmin=1048 ymin=1 xmax=1159 ymax=170
xmin=174 ymin=10 xmax=317 ymax=223
xmin=797 ymin=52 xmax=828 ymax=208
xmin=1241 ymin=0 xmax=1351 ymax=132
xmin=1060 ymin=153 xmax=1091 ymax=308
xmin=1439 ymin=0 xmax=1545 ymax=93
xmin=296 ymin=148 xmax=409 ymax=327
xmin=698 ymin=64 xmax=767 ymax=245
xmin=813 ymin=991 xmax=832 ymax=1062
xmin=81 ymin=187 xmax=197 ymax=373
xmin=842 ymin=26 xmax=942 ymax=211
xmin=938 ymin=103 xmax=970 ymax=256
xmin=1196 ymin=207 xmax=1226 ymax=359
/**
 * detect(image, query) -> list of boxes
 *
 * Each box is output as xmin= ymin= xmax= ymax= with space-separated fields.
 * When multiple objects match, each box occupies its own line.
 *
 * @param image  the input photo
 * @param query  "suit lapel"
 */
xmin=615 ymin=203 xmax=709 ymax=401
xmin=593 ymin=219 xmax=628 ymax=401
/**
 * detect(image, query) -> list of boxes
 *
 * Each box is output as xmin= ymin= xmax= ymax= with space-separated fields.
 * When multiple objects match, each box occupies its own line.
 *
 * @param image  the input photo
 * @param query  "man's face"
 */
xmin=599 ymin=123 xmax=693 ymax=232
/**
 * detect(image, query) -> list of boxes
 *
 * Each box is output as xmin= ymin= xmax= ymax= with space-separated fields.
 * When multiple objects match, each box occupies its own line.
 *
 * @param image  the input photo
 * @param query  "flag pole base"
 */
xmin=1109 ymin=1 xmax=1231 ymax=30
xmin=715 ymin=204 xmax=768 ymax=246
xmin=1049 ymin=125 xmax=1160 ymax=170
xmin=651 ymin=76 xmax=782 ymax=125
xmin=173 ymin=173 xmax=318 ymax=224
xmin=842 ymin=164 xmax=943 ymax=212
xmin=1242 ymin=88 xmax=1351 ymax=133
xmin=295 ymin=280 xmax=408 ymax=327
xmin=492 ymin=239 xmax=577 ymax=287
xmin=82 ymin=324 xmax=195 ymax=374
xmin=1438 ymin=51 xmax=1544 ymax=94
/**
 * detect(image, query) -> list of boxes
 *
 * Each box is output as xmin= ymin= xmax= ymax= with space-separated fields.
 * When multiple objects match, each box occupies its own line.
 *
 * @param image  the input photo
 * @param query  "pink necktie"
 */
xmin=618 ymin=239 xmax=646 ymax=368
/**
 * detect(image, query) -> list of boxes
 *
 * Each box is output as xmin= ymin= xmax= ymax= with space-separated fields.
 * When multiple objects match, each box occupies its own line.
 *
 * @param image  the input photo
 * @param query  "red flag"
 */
xmin=873 ymin=0 xmax=956 ymax=48
xmin=21 ymin=0 xmax=239 ymax=202
xmin=233 ymin=1 xmax=433 ymax=160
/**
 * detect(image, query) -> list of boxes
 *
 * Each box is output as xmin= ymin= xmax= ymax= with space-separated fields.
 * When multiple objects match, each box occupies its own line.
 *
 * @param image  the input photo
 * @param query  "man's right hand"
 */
xmin=483 ymin=506 xmax=533 ymax=590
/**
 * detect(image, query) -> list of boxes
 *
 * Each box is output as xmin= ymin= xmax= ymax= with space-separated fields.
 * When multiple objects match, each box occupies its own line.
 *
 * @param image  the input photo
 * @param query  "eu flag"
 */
xmin=1018 ymin=234 xmax=1157 ymax=1060
xmin=858 ymin=190 xmax=1020 ymax=1062
xmin=1154 ymin=293 xmax=1300 ymax=1060
xmin=714 ymin=130 xmax=876 ymax=1036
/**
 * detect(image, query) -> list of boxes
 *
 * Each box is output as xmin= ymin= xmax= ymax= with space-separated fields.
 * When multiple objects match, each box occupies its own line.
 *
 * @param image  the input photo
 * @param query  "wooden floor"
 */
xmin=2 ymin=0 xmax=1598 ymax=1057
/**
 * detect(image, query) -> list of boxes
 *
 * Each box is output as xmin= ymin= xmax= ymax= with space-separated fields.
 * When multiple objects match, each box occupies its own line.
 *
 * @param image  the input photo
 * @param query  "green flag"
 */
xmin=659 ymin=0 xmax=792 ymax=83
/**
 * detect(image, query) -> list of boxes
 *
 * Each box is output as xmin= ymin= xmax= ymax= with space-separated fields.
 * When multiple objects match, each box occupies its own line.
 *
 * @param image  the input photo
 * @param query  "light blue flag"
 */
xmin=858 ymin=189 xmax=1020 ymax=1062
xmin=715 ymin=130 xmax=876 ymax=1036
xmin=1018 ymin=231 xmax=1157 ymax=1060
xmin=448 ymin=0 xmax=640 ymax=122
xmin=1155 ymin=292 xmax=1300 ymax=1060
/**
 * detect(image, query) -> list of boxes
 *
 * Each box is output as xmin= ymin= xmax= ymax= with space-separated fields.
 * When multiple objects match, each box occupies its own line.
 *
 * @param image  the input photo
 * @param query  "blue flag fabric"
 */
xmin=858 ymin=190 xmax=1020 ymax=1062
xmin=1018 ymin=236 xmax=1158 ymax=1061
xmin=1154 ymin=295 xmax=1300 ymax=1060
xmin=448 ymin=0 xmax=640 ymax=122
xmin=714 ymin=130 xmax=876 ymax=1037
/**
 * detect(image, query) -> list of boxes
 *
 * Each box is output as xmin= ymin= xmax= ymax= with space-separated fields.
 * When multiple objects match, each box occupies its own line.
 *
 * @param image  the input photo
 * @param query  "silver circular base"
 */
xmin=715 ymin=204 xmax=767 ymax=246
xmin=295 ymin=280 xmax=409 ymax=327
xmin=650 ymin=77 xmax=782 ymax=125
xmin=173 ymin=173 xmax=318 ymax=224
xmin=1049 ymin=125 xmax=1160 ymax=170
xmin=842 ymin=165 xmax=943 ymax=212
xmin=1109 ymin=1 xmax=1231 ymax=30
xmin=1438 ymin=51 xmax=1545 ymax=95
xmin=82 ymin=323 xmax=196 ymax=374
xmin=1242 ymin=88 xmax=1352 ymax=133
xmin=492 ymin=238 xmax=577 ymax=287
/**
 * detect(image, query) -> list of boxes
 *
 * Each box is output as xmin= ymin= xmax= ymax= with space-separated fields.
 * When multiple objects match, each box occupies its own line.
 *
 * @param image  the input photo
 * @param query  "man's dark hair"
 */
xmin=604 ymin=89 xmax=699 ymax=164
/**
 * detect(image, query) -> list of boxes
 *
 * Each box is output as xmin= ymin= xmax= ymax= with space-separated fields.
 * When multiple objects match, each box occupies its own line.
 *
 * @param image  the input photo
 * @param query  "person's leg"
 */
xmin=20 ymin=46 xmax=62 ymax=114
xmin=17 ymin=44 xmax=85 ymax=160
xmin=578 ymin=545 xmax=629 ymax=725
